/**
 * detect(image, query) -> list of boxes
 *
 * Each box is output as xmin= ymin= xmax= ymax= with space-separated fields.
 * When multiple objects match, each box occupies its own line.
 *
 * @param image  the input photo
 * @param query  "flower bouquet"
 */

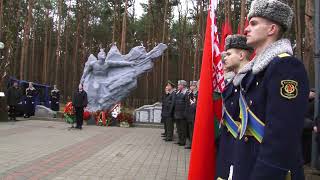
xmin=83 ymin=110 xmax=91 ymax=125
xmin=63 ymin=102 xmax=75 ymax=124
xmin=117 ymin=112 xmax=134 ymax=128
xmin=95 ymin=111 xmax=112 ymax=126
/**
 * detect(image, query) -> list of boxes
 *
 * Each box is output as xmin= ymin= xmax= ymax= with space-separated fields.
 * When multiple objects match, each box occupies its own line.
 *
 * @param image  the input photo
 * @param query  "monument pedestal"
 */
xmin=134 ymin=102 xmax=162 ymax=123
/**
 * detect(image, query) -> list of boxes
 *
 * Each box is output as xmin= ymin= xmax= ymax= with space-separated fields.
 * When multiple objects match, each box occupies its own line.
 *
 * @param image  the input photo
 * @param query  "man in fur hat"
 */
xmin=232 ymin=0 xmax=309 ymax=179
xmin=174 ymin=80 xmax=188 ymax=146
xmin=216 ymin=35 xmax=253 ymax=180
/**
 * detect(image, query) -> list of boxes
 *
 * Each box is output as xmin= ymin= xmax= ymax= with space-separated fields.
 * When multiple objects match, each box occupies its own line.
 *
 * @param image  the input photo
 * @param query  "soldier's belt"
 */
xmin=222 ymin=106 xmax=240 ymax=138
xmin=239 ymin=92 xmax=265 ymax=143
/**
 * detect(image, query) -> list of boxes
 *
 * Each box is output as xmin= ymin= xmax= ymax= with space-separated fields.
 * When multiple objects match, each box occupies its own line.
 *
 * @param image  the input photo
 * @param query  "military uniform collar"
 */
xmin=177 ymin=88 xmax=187 ymax=94
xmin=27 ymin=87 xmax=35 ymax=90
xmin=252 ymin=38 xmax=293 ymax=74
xmin=222 ymin=83 xmax=235 ymax=100
xmin=233 ymin=61 xmax=254 ymax=86
xmin=224 ymin=71 xmax=235 ymax=86
xmin=191 ymin=89 xmax=198 ymax=95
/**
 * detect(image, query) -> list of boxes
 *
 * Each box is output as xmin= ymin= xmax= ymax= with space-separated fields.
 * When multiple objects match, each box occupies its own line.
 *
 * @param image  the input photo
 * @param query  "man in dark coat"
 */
xmin=184 ymin=81 xmax=198 ymax=149
xmin=174 ymin=80 xmax=188 ymax=146
xmin=161 ymin=87 xmax=169 ymax=137
xmin=72 ymin=84 xmax=88 ymax=129
xmin=216 ymin=35 xmax=253 ymax=179
xmin=161 ymin=81 xmax=176 ymax=141
xmin=50 ymin=85 xmax=60 ymax=111
xmin=302 ymin=89 xmax=316 ymax=164
xmin=6 ymin=81 xmax=22 ymax=121
xmin=24 ymin=82 xmax=37 ymax=118
xmin=313 ymin=94 xmax=320 ymax=168
xmin=233 ymin=1 xmax=309 ymax=179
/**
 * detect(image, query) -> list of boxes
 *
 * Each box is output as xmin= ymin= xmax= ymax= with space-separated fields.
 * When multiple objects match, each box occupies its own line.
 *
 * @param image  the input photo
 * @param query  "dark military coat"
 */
xmin=50 ymin=89 xmax=60 ymax=111
xmin=185 ymin=91 xmax=198 ymax=122
xmin=216 ymin=81 xmax=239 ymax=179
xmin=161 ymin=90 xmax=175 ymax=119
xmin=174 ymin=89 xmax=188 ymax=120
xmin=233 ymin=54 xmax=309 ymax=180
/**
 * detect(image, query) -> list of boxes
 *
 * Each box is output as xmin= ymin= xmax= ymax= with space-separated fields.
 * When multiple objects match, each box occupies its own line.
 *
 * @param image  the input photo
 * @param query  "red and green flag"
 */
xmin=188 ymin=0 xmax=225 ymax=179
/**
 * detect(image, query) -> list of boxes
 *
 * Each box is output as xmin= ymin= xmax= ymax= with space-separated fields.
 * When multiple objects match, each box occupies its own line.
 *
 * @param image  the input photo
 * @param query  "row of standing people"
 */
xmin=6 ymin=81 xmax=60 ymax=121
xmin=6 ymin=80 xmax=88 ymax=131
xmin=161 ymin=80 xmax=198 ymax=149
xmin=216 ymin=0 xmax=312 ymax=180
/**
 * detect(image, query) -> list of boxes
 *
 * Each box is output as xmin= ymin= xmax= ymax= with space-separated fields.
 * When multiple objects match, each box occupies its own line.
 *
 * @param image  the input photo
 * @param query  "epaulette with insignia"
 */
xmin=278 ymin=53 xmax=291 ymax=58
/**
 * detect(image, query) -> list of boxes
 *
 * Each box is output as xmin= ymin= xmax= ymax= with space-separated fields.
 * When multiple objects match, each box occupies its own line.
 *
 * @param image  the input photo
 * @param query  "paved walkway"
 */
xmin=1 ymin=120 xmax=319 ymax=180
xmin=0 ymin=120 xmax=190 ymax=180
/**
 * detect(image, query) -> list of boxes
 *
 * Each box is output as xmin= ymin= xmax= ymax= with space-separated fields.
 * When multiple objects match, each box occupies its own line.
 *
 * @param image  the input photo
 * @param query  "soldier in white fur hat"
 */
xmin=232 ymin=0 xmax=310 ymax=179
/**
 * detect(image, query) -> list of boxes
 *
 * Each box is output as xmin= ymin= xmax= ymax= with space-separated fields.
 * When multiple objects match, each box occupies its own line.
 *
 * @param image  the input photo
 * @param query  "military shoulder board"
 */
xmin=278 ymin=53 xmax=290 ymax=58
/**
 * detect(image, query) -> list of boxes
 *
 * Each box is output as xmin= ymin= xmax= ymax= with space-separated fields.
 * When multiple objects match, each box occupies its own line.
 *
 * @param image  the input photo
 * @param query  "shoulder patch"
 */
xmin=278 ymin=53 xmax=291 ymax=58
xmin=280 ymin=80 xmax=298 ymax=99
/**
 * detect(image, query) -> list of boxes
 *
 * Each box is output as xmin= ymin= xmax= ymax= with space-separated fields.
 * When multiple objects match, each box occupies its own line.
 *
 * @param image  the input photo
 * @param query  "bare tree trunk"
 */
xmin=72 ymin=0 xmax=81 ymax=89
xmin=13 ymin=1 xmax=22 ymax=77
xmin=303 ymin=0 xmax=315 ymax=83
xmin=0 ymin=0 xmax=3 ymax=40
xmin=145 ymin=0 xmax=153 ymax=101
xmin=55 ymin=0 xmax=63 ymax=86
xmin=293 ymin=0 xmax=302 ymax=59
xmin=161 ymin=0 xmax=168 ymax=90
xmin=63 ymin=0 xmax=72 ymax=100
xmin=80 ymin=3 xmax=89 ymax=76
xmin=193 ymin=0 xmax=200 ymax=80
xmin=20 ymin=0 xmax=34 ymax=80
xmin=197 ymin=0 xmax=204 ymax=80
xmin=239 ymin=0 xmax=246 ymax=34
xmin=225 ymin=0 xmax=231 ymax=24
xmin=112 ymin=3 xmax=116 ymax=43
xmin=120 ymin=0 xmax=128 ymax=53
xmin=42 ymin=8 xmax=50 ymax=83
xmin=181 ymin=12 xmax=188 ymax=78
xmin=30 ymin=25 xmax=36 ymax=81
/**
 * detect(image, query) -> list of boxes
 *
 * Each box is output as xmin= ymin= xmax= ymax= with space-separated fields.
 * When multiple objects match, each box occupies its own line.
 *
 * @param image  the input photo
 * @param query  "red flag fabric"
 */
xmin=188 ymin=1 xmax=222 ymax=179
xmin=220 ymin=19 xmax=233 ymax=52
xmin=237 ymin=17 xmax=249 ymax=34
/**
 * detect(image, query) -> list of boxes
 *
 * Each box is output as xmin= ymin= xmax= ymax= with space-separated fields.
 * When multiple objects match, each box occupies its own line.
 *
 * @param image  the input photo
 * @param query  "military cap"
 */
xmin=189 ymin=81 xmax=198 ymax=87
xmin=248 ymin=0 xmax=293 ymax=31
xmin=225 ymin=35 xmax=253 ymax=52
xmin=166 ymin=80 xmax=176 ymax=87
xmin=178 ymin=80 xmax=187 ymax=86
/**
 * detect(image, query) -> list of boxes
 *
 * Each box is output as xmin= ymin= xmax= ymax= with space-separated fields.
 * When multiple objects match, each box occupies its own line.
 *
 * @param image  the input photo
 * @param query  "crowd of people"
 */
xmin=160 ymin=80 xmax=198 ymax=149
xmin=6 ymin=81 xmax=60 ymax=121
xmin=6 ymin=81 xmax=88 ymax=130
xmin=4 ymin=0 xmax=320 ymax=178
xmin=161 ymin=0 xmax=320 ymax=179
xmin=216 ymin=0 xmax=320 ymax=179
